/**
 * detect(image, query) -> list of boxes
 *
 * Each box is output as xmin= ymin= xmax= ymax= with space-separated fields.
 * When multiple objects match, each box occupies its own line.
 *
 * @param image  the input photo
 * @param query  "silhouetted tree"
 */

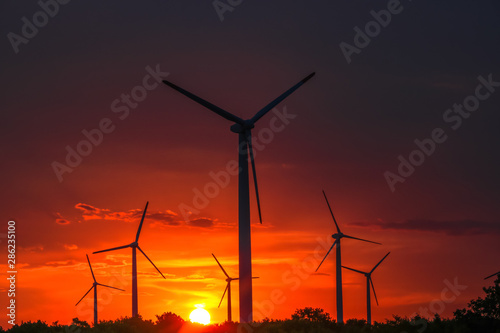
xmin=291 ymin=307 xmax=332 ymax=322
xmin=71 ymin=317 xmax=90 ymax=328
xmin=454 ymin=275 xmax=500 ymax=320
xmin=155 ymin=312 xmax=185 ymax=333
xmin=6 ymin=320 xmax=51 ymax=333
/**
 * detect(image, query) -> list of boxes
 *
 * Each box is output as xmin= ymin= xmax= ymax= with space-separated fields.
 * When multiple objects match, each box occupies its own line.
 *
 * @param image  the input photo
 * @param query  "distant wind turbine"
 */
xmin=93 ymin=202 xmax=165 ymax=317
xmin=76 ymin=254 xmax=124 ymax=325
xmin=342 ymin=252 xmax=390 ymax=325
xmin=316 ymin=190 xmax=381 ymax=324
xmin=484 ymin=270 xmax=500 ymax=280
xmin=212 ymin=253 xmax=258 ymax=322
xmin=163 ymin=72 xmax=315 ymax=322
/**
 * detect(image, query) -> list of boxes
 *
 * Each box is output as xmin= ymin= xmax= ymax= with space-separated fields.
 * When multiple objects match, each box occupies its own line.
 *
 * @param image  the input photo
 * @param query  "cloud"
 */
xmin=56 ymin=203 xmax=182 ymax=226
xmin=19 ymin=245 xmax=44 ymax=253
xmin=44 ymin=260 xmax=79 ymax=268
xmin=63 ymin=244 xmax=78 ymax=250
xmin=54 ymin=212 xmax=70 ymax=225
xmin=187 ymin=218 xmax=215 ymax=228
xmin=352 ymin=219 xmax=500 ymax=235
xmin=55 ymin=203 xmax=223 ymax=228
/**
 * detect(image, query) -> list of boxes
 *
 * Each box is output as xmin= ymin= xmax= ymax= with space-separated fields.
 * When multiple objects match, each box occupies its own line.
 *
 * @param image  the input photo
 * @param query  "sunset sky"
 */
xmin=1 ymin=0 xmax=500 ymax=328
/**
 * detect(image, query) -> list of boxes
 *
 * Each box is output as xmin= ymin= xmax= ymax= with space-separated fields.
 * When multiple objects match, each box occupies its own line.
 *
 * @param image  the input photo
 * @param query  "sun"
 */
xmin=189 ymin=305 xmax=210 ymax=325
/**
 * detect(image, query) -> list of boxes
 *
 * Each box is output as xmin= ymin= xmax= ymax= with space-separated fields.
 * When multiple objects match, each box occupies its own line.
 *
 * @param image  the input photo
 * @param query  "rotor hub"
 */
xmin=230 ymin=120 xmax=254 ymax=133
xmin=332 ymin=232 xmax=343 ymax=239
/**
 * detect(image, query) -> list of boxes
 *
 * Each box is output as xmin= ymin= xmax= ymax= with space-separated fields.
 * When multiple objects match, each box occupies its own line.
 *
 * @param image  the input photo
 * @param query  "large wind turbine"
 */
xmin=316 ymin=190 xmax=381 ymax=324
xmin=76 ymin=254 xmax=125 ymax=325
xmin=93 ymin=202 xmax=165 ymax=317
xmin=163 ymin=72 xmax=315 ymax=322
xmin=342 ymin=252 xmax=390 ymax=325
xmin=485 ymin=270 xmax=500 ymax=280
xmin=212 ymin=253 xmax=258 ymax=322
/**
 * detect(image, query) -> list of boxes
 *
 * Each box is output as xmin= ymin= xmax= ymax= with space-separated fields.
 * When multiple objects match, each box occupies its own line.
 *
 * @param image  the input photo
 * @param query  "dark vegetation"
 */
xmin=2 ymin=277 xmax=499 ymax=333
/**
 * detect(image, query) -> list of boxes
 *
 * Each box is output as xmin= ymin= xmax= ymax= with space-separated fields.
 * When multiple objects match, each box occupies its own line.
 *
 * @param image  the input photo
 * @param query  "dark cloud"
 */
xmin=55 ymin=218 xmax=70 ymax=225
xmin=68 ymin=203 xmax=181 ymax=226
xmin=55 ymin=204 xmax=219 ymax=228
xmin=44 ymin=260 xmax=79 ymax=268
xmin=188 ymin=218 xmax=215 ymax=228
xmin=75 ymin=203 xmax=98 ymax=213
xmin=352 ymin=219 xmax=500 ymax=236
xmin=53 ymin=212 xmax=70 ymax=225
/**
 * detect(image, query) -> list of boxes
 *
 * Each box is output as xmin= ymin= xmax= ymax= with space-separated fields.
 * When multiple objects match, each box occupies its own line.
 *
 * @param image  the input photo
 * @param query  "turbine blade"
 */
xmin=250 ymin=72 xmax=315 ymax=124
xmin=75 ymin=286 xmax=94 ymax=306
xmin=86 ymin=254 xmax=96 ymax=283
xmin=93 ymin=244 xmax=131 ymax=254
xmin=246 ymin=131 xmax=262 ymax=224
xmin=212 ymin=253 xmax=230 ymax=278
xmin=137 ymin=246 xmax=166 ymax=279
xmin=97 ymin=283 xmax=125 ymax=292
xmin=251 ymin=277 xmax=259 ymax=279
xmin=370 ymin=252 xmax=390 ymax=274
xmin=136 ymin=202 xmax=149 ymax=242
xmin=218 ymin=283 xmax=229 ymax=308
xmin=322 ymin=190 xmax=341 ymax=233
xmin=370 ymin=277 xmax=379 ymax=306
xmin=485 ymin=270 xmax=500 ymax=280
xmin=343 ymin=234 xmax=381 ymax=245
xmin=315 ymin=240 xmax=337 ymax=272
xmin=341 ymin=265 xmax=367 ymax=275
xmin=162 ymin=79 xmax=244 ymax=125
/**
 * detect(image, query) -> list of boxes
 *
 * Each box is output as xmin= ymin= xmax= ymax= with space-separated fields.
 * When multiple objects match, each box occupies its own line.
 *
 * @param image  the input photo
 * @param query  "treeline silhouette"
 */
xmin=2 ymin=277 xmax=500 ymax=333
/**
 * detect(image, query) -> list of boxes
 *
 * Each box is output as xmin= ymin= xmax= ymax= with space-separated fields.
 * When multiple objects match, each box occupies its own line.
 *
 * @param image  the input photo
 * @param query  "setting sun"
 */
xmin=189 ymin=305 xmax=210 ymax=325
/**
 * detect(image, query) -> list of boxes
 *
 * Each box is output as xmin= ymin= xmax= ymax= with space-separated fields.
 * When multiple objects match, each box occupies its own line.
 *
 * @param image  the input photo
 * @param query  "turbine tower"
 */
xmin=93 ymin=202 xmax=165 ymax=317
xmin=342 ymin=252 xmax=390 ymax=325
xmin=316 ymin=190 xmax=381 ymax=324
xmin=485 ymin=270 xmax=500 ymax=280
xmin=163 ymin=72 xmax=315 ymax=322
xmin=212 ymin=253 xmax=258 ymax=322
xmin=76 ymin=254 xmax=125 ymax=325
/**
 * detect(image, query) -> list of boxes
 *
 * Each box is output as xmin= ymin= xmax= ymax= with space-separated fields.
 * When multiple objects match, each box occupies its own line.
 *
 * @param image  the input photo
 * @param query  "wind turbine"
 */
xmin=315 ymin=190 xmax=381 ymax=324
xmin=163 ymin=72 xmax=315 ymax=322
xmin=212 ymin=253 xmax=258 ymax=322
xmin=485 ymin=270 xmax=500 ymax=280
xmin=76 ymin=254 xmax=125 ymax=325
xmin=93 ymin=202 xmax=165 ymax=317
xmin=342 ymin=252 xmax=390 ymax=325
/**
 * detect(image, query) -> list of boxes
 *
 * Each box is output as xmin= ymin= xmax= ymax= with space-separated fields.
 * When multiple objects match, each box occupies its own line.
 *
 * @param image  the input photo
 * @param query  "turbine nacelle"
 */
xmin=230 ymin=121 xmax=254 ymax=133
xmin=332 ymin=233 xmax=343 ymax=239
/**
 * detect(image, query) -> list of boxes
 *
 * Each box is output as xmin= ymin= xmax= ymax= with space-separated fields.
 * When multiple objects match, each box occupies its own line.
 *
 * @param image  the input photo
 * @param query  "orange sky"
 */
xmin=1 ymin=190 xmax=499 ymax=327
